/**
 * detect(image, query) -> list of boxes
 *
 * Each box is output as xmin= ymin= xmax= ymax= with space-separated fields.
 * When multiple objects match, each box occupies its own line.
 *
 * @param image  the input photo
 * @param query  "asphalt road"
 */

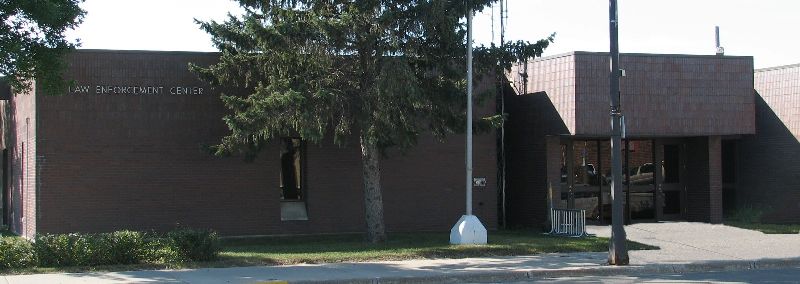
xmin=483 ymin=267 xmax=800 ymax=283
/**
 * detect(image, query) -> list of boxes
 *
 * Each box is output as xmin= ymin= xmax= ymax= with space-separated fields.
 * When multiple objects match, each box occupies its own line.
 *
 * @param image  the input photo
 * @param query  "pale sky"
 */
xmin=67 ymin=0 xmax=800 ymax=69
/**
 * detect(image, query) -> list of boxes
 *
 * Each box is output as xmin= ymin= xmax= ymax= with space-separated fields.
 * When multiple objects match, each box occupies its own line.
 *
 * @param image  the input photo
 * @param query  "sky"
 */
xmin=66 ymin=0 xmax=800 ymax=69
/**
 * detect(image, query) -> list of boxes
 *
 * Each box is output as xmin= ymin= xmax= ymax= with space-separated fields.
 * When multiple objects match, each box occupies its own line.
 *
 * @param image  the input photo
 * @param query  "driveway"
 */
xmin=588 ymin=222 xmax=800 ymax=264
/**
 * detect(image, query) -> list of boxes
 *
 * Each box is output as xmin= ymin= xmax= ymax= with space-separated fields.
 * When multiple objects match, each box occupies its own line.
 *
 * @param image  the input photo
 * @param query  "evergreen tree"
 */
xmin=194 ymin=0 xmax=552 ymax=243
xmin=0 ymin=0 xmax=85 ymax=94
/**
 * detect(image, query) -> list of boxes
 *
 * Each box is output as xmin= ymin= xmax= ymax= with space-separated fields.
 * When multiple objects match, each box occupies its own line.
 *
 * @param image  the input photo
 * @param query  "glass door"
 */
xmin=625 ymin=140 xmax=656 ymax=221
xmin=658 ymin=143 xmax=685 ymax=220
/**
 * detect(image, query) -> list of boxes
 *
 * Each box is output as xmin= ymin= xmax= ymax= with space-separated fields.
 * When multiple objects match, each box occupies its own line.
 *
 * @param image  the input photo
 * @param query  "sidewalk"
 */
xmin=2 ymin=222 xmax=799 ymax=284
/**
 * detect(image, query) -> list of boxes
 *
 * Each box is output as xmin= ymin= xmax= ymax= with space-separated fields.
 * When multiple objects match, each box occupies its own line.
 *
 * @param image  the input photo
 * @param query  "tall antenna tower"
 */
xmin=500 ymin=0 xmax=507 ymax=45
xmin=497 ymin=0 xmax=509 ymax=229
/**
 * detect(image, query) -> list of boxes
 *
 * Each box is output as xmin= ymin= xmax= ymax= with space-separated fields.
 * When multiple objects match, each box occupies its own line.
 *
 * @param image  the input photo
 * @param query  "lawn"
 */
xmin=216 ymin=230 xmax=657 ymax=266
xmin=725 ymin=222 xmax=800 ymax=234
xmin=1 ymin=230 xmax=657 ymax=274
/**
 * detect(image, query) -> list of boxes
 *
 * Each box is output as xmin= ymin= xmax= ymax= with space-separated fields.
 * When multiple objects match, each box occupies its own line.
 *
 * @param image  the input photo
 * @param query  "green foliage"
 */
xmin=34 ymin=233 xmax=95 ymax=267
xmin=193 ymin=0 xmax=553 ymax=157
xmin=726 ymin=204 xmax=766 ymax=224
xmin=23 ymin=229 xmax=219 ymax=269
xmin=0 ymin=0 xmax=85 ymax=95
xmin=141 ymin=235 xmax=184 ymax=264
xmin=194 ymin=1 xmax=554 ymax=244
xmin=167 ymin=229 xmax=220 ymax=262
xmin=0 ymin=236 xmax=37 ymax=269
xmin=95 ymin=230 xmax=146 ymax=265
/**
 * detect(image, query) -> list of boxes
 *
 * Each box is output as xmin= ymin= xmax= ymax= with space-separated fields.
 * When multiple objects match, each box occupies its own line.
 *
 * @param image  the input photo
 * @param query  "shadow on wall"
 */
xmin=737 ymin=92 xmax=800 ymax=224
xmin=504 ymin=91 xmax=569 ymax=228
xmin=0 ymin=85 xmax=20 ymax=234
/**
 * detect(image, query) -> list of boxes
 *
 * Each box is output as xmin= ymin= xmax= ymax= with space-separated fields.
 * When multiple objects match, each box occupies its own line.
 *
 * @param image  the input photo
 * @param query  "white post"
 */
xmin=450 ymin=5 xmax=487 ymax=245
xmin=466 ymin=5 xmax=474 ymax=217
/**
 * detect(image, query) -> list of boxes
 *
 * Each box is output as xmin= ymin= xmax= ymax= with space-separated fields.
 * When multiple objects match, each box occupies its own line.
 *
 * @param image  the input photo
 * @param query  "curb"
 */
xmin=286 ymin=257 xmax=800 ymax=284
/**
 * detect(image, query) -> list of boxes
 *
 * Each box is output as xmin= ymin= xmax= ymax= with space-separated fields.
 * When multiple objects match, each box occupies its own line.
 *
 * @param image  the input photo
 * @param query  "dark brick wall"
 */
xmin=738 ymin=64 xmax=800 ymax=223
xmin=26 ymin=50 xmax=497 ymax=236
xmin=684 ymin=136 xmax=723 ymax=223
xmin=504 ymin=92 xmax=569 ymax=227
xmin=708 ymin=136 xmax=723 ymax=223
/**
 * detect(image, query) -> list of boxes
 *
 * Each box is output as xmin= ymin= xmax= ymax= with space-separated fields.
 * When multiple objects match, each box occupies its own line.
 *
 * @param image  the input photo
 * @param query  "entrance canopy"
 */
xmin=509 ymin=52 xmax=755 ymax=138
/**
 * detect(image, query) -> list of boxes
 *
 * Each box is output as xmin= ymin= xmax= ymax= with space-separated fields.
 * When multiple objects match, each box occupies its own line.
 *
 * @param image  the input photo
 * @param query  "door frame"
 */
xmin=656 ymin=139 xmax=687 ymax=221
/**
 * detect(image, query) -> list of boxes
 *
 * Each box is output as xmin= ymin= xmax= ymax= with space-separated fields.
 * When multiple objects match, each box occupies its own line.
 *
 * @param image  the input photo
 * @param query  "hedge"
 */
xmin=0 ymin=228 xmax=219 ymax=270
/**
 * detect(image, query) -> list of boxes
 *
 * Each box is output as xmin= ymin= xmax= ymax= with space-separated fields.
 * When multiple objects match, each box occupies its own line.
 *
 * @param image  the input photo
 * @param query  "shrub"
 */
xmin=141 ymin=236 xmax=184 ymax=264
xmin=95 ymin=231 xmax=146 ymax=265
xmin=12 ymin=228 xmax=220 ymax=268
xmin=167 ymin=229 xmax=220 ymax=261
xmin=0 ymin=237 xmax=37 ymax=269
xmin=34 ymin=233 xmax=94 ymax=267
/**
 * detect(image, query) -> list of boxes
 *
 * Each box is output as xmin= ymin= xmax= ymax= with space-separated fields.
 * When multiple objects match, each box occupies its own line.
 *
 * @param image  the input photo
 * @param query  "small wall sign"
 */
xmin=473 ymin=177 xmax=487 ymax=187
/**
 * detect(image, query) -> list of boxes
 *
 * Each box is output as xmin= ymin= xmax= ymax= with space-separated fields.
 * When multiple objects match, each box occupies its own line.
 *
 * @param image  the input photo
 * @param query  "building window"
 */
xmin=279 ymin=138 xmax=308 ymax=221
xmin=280 ymin=138 xmax=303 ymax=200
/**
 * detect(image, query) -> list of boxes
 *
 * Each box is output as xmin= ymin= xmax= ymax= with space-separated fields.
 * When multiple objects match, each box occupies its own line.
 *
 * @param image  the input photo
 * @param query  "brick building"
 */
xmin=504 ymin=52 xmax=756 ymax=226
xmin=2 ymin=49 xmax=799 ymax=238
xmin=0 ymin=50 xmax=498 ymax=238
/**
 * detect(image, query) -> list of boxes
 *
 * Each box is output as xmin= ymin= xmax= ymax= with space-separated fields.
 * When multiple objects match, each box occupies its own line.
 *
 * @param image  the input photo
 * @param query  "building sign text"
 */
xmin=68 ymin=84 xmax=205 ymax=95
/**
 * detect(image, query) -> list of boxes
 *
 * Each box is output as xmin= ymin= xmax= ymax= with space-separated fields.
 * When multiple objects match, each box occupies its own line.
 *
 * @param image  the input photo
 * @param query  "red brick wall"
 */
xmin=513 ymin=52 xmax=755 ymax=137
xmin=30 ymin=50 xmax=496 ymax=235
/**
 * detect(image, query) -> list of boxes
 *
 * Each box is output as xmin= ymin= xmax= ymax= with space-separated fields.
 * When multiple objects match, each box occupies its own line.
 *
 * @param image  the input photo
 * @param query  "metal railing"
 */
xmin=548 ymin=208 xmax=588 ymax=237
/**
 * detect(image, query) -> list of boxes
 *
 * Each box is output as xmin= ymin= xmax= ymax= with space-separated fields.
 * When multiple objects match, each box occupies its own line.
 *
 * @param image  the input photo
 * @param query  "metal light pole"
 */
xmin=608 ymin=0 xmax=629 ymax=265
xmin=466 ymin=5 xmax=474 ymax=217
xmin=450 ymin=4 xmax=487 ymax=245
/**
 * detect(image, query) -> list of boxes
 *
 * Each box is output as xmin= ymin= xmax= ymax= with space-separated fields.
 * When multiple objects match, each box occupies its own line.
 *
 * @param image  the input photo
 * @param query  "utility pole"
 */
xmin=608 ymin=0 xmax=629 ymax=265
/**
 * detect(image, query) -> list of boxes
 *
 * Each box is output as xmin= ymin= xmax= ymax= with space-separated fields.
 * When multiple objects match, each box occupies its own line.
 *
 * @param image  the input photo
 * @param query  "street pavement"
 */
xmin=1 ymin=222 xmax=799 ymax=283
xmin=485 ymin=267 xmax=800 ymax=283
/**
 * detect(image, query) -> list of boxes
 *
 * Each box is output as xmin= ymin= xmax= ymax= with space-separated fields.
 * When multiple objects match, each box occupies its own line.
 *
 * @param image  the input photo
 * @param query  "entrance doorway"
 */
xmin=560 ymin=139 xmax=658 ymax=224
xmin=658 ymin=143 xmax=685 ymax=220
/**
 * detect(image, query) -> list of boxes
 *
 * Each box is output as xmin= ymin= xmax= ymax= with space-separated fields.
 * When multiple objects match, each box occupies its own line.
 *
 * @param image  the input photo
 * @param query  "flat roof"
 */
xmin=72 ymin=49 xmax=221 ymax=56
xmin=756 ymin=63 xmax=800 ymax=72
xmin=531 ymin=51 xmax=753 ymax=62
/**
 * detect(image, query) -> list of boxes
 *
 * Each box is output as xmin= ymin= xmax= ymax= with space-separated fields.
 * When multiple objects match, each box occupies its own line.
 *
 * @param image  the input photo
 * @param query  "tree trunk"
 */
xmin=360 ymin=136 xmax=387 ymax=243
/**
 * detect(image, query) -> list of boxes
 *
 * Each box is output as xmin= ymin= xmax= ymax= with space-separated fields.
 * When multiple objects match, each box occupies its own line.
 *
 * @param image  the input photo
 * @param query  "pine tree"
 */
xmin=194 ymin=0 xmax=552 ymax=243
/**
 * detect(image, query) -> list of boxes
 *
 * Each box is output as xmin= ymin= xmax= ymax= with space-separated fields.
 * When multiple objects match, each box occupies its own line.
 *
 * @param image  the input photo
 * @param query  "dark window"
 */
xmin=721 ymin=140 xmax=736 ymax=184
xmin=663 ymin=144 xmax=680 ymax=184
xmin=280 ymin=138 xmax=303 ymax=200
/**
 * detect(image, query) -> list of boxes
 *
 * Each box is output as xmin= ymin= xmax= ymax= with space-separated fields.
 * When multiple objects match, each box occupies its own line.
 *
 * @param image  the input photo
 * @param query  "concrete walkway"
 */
xmin=2 ymin=222 xmax=799 ymax=284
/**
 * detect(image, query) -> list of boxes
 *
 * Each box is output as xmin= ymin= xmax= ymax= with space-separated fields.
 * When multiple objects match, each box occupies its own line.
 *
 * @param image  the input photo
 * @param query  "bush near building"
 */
xmin=0 ymin=228 xmax=219 ymax=270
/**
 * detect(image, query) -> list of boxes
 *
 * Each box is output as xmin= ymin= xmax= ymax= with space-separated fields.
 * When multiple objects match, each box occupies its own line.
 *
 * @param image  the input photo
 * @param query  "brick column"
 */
xmin=545 ymin=136 xmax=562 ymax=212
xmin=708 ymin=136 xmax=723 ymax=223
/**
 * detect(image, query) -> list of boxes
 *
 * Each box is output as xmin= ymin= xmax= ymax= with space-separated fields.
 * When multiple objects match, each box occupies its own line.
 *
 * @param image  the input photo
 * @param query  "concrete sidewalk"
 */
xmin=2 ymin=222 xmax=799 ymax=284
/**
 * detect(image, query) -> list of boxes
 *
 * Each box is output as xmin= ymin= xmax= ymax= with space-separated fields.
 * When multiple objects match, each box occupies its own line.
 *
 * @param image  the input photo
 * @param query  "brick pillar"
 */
xmin=708 ymin=136 xmax=723 ymax=223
